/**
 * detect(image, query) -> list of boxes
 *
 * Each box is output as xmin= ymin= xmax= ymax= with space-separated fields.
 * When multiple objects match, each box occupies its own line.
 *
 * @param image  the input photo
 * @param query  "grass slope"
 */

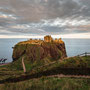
xmin=0 ymin=77 xmax=90 ymax=90
xmin=0 ymin=56 xmax=90 ymax=89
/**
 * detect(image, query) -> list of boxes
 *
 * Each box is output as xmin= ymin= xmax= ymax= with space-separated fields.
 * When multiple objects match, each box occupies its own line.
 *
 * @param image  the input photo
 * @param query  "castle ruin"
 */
xmin=18 ymin=35 xmax=64 ymax=45
xmin=44 ymin=35 xmax=64 ymax=43
xmin=44 ymin=35 xmax=53 ymax=42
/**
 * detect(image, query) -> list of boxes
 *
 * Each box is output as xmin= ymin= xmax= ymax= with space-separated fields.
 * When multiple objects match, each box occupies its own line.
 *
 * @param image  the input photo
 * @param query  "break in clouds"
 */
xmin=0 ymin=0 xmax=90 ymax=36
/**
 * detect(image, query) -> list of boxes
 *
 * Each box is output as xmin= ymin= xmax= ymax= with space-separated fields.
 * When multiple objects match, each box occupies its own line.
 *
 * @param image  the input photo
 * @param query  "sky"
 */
xmin=0 ymin=0 xmax=90 ymax=38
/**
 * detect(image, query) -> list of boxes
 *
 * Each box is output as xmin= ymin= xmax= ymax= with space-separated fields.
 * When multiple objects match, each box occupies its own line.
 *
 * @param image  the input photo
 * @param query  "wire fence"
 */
xmin=77 ymin=52 xmax=90 ymax=57
xmin=31 ymin=52 xmax=90 ymax=71
xmin=0 ymin=58 xmax=7 ymax=64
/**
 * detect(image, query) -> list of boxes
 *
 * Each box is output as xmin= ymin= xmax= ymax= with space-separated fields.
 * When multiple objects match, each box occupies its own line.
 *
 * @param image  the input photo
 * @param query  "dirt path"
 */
xmin=48 ymin=74 xmax=90 ymax=78
xmin=0 ymin=63 xmax=11 ymax=66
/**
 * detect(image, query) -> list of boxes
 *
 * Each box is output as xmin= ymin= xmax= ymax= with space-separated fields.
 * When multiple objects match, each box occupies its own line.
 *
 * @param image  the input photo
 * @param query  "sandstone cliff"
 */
xmin=12 ymin=35 xmax=67 ymax=63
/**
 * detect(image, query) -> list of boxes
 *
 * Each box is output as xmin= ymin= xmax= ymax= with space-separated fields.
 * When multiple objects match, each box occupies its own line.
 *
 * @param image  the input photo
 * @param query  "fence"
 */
xmin=31 ymin=52 xmax=90 ymax=72
xmin=0 ymin=58 xmax=7 ymax=64
xmin=77 ymin=52 xmax=90 ymax=57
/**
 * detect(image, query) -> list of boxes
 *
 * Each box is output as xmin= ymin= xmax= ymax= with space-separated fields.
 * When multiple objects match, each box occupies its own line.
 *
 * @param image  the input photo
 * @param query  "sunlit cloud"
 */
xmin=0 ymin=13 xmax=17 ymax=20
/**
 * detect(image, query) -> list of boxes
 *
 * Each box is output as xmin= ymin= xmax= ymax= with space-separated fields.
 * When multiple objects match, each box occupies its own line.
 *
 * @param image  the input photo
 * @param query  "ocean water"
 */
xmin=62 ymin=39 xmax=90 ymax=57
xmin=0 ymin=38 xmax=90 ymax=62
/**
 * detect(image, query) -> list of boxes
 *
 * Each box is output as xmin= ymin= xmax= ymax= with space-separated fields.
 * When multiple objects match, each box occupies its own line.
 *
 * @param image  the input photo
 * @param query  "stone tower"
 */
xmin=44 ymin=35 xmax=53 ymax=42
xmin=58 ymin=38 xmax=64 ymax=43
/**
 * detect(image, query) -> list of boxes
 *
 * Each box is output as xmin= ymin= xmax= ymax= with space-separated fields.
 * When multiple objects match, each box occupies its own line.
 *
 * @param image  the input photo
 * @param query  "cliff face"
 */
xmin=12 ymin=36 xmax=67 ymax=62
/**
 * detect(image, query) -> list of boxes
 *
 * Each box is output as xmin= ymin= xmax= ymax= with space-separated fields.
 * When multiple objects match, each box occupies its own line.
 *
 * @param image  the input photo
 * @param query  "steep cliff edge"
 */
xmin=12 ymin=35 xmax=67 ymax=63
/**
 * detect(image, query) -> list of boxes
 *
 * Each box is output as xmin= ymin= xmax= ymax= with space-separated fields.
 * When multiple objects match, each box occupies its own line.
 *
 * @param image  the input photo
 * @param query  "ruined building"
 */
xmin=18 ymin=35 xmax=64 ymax=45
xmin=44 ymin=35 xmax=53 ymax=42
xmin=44 ymin=35 xmax=64 ymax=43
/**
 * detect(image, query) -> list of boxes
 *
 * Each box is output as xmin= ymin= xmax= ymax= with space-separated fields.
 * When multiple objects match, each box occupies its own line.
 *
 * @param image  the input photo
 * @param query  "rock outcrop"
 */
xmin=12 ymin=35 xmax=67 ymax=62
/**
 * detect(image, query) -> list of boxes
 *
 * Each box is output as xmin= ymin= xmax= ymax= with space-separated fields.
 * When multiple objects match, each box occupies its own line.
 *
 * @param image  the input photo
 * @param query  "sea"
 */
xmin=0 ymin=38 xmax=90 ymax=63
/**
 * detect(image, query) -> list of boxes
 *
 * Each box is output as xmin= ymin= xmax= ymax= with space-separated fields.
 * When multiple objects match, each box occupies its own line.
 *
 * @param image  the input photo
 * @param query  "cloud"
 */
xmin=0 ymin=0 xmax=90 ymax=38
xmin=0 ymin=13 xmax=17 ymax=20
xmin=2 ymin=18 xmax=88 ymax=36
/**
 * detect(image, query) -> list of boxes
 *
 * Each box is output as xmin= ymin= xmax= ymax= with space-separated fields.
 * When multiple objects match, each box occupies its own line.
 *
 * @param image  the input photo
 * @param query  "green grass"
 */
xmin=0 ymin=56 xmax=89 ymax=90
xmin=27 ymin=56 xmax=90 ymax=76
xmin=0 ymin=77 xmax=90 ymax=90
xmin=0 ymin=56 xmax=90 ymax=81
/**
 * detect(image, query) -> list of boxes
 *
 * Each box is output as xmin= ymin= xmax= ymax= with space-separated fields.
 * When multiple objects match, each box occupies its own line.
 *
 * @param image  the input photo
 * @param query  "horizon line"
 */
xmin=0 ymin=33 xmax=90 ymax=39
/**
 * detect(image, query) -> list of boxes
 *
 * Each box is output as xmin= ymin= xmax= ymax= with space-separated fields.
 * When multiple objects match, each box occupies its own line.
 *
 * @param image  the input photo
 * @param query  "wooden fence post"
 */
xmin=22 ymin=57 xmax=26 ymax=73
xmin=85 ymin=52 xmax=87 ymax=56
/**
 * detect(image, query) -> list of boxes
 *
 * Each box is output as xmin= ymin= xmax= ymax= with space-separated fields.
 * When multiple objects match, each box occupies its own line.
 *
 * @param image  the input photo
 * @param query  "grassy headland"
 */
xmin=0 ymin=56 xmax=89 ymax=81
xmin=0 ymin=35 xmax=90 ymax=89
xmin=0 ymin=56 xmax=90 ymax=89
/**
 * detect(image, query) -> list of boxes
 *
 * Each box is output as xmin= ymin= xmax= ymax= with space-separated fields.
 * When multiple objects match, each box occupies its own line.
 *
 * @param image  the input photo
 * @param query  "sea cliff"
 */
xmin=12 ymin=35 xmax=67 ymax=63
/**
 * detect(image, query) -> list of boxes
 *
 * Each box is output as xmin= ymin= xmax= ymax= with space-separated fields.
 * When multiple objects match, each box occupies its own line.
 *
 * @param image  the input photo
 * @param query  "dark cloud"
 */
xmin=46 ymin=0 xmax=81 ymax=18
xmin=0 ymin=0 xmax=90 ymax=36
